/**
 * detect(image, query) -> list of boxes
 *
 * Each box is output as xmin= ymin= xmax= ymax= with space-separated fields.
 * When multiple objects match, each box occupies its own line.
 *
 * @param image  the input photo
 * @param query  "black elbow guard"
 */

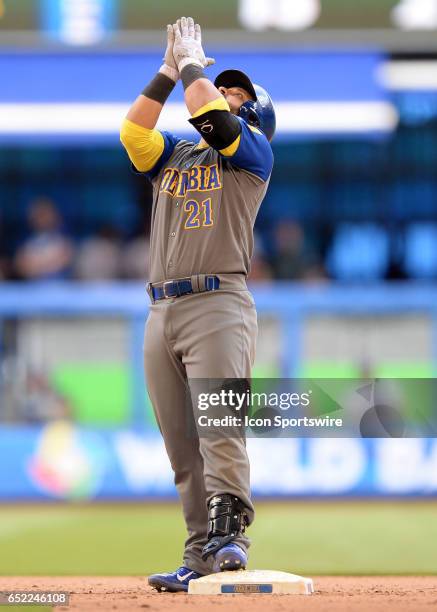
xmin=188 ymin=110 xmax=241 ymax=150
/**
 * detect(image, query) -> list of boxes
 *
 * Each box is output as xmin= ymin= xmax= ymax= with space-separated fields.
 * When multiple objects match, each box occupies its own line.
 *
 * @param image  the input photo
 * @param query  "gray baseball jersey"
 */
xmin=133 ymin=115 xmax=273 ymax=574
xmin=134 ymin=116 xmax=273 ymax=283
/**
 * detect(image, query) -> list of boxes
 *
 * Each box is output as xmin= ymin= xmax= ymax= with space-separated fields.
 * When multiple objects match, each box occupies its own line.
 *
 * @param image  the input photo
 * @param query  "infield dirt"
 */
xmin=0 ymin=576 xmax=436 ymax=611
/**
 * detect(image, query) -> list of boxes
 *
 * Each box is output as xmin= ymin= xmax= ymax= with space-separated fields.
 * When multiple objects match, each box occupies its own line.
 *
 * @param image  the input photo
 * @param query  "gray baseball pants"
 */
xmin=143 ymin=277 xmax=257 ymax=575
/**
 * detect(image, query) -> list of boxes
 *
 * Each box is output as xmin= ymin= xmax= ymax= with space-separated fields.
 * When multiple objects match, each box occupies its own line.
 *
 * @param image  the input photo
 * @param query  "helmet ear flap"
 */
xmin=247 ymin=108 xmax=261 ymax=128
xmin=238 ymin=86 xmax=276 ymax=141
xmin=238 ymin=101 xmax=261 ymax=129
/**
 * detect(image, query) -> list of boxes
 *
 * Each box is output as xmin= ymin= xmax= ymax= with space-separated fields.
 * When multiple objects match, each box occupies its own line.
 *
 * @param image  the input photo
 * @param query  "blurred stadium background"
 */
xmin=0 ymin=0 xmax=436 ymax=576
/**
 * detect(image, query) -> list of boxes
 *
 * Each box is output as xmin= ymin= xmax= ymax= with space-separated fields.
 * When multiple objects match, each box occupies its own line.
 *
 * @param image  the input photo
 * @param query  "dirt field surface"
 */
xmin=0 ymin=576 xmax=436 ymax=611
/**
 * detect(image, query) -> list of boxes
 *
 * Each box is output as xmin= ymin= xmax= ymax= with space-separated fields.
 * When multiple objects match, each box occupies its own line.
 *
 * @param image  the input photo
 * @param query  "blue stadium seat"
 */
xmin=81 ymin=185 xmax=139 ymax=234
xmin=389 ymin=181 xmax=437 ymax=221
xmin=330 ymin=182 xmax=381 ymax=221
xmin=404 ymin=223 xmax=437 ymax=279
xmin=327 ymin=223 xmax=389 ymax=280
xmin=264 ymin=183 xmax=320 ymax=223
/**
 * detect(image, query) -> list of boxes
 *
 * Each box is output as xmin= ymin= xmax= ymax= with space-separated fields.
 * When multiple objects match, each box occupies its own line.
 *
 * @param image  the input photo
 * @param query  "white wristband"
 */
xmin=159 ymin=64 xmax=179 ymax=83
xmin=178 ymin=57 xmax=204 ymax=72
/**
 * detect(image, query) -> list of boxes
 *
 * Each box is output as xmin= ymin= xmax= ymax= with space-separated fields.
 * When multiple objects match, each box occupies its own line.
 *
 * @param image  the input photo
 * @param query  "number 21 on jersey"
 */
xmin=184 ymin=198 xmax=213 ymax=230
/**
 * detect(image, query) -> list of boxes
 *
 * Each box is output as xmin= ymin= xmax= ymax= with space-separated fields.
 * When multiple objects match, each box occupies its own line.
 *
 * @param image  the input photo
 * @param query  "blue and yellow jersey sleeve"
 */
xmin=120 ymin=118 xmax=180 ymax=180
xmin=189 ymin=97 xmax=273 ymax=180
xmin=219 ymin=117 xmax=273 ymax=182
xmin=191 ymin=96 xmax=231 ymax=118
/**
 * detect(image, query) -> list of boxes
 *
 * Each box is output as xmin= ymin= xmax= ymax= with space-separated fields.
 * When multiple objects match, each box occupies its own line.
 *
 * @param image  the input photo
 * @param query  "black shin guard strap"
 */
xmin=201 ymin=494 xmax=248 ymax=560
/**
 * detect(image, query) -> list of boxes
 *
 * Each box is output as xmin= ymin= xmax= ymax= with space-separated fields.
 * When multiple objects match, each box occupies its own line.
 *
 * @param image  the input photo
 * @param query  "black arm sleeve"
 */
xmin=188 ymin=110 xmax=241 ymax=150
xmin=142 ymin=73 xmax=175 ymax=105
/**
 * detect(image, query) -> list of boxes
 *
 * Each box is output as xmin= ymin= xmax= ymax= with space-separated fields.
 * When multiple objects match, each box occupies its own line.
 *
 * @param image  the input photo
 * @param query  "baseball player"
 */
xmin=120 ymin=17 xmax=275 ymax=592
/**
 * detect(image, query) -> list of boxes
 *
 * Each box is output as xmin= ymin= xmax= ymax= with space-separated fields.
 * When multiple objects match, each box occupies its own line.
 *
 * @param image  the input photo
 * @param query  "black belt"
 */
xmin=147 ymin=275 xmax=220 ymax=302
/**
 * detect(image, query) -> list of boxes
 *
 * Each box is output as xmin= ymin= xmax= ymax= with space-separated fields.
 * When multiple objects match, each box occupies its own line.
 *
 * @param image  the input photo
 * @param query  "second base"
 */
xmin=188 ymin=569 xmax=314 ymax=595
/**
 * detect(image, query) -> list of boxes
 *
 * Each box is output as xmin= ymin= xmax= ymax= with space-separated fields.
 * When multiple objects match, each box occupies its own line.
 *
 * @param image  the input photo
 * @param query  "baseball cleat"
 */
xmin=213 ymin=543 xmax=247 ymax=573
xmin=148 ymin=566 xmax=204 ymax=592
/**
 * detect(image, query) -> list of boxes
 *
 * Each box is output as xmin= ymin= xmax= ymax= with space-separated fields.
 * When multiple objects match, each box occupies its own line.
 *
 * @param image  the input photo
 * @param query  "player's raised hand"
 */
xmin=158 ymin=24 xmax=179 ymax=82
xmin=194 ymin=22 xmax=215 ymax=68
xmin=172 ymin=16 xmax=215 ymax=72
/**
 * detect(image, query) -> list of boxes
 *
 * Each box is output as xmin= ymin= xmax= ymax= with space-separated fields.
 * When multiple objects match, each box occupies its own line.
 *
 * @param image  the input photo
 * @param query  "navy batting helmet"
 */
xmin=214 ymin=69 xmax=276 ymax=142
